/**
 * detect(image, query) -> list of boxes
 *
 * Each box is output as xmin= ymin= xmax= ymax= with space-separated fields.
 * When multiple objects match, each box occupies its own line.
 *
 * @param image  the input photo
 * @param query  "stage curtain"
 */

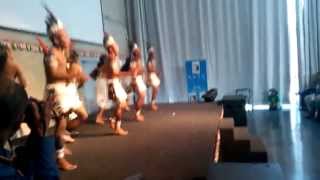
xmin=296 ymin=0 xmax=320 ymax=90
xmin=127 ymin=0 xmax=290 ymax=104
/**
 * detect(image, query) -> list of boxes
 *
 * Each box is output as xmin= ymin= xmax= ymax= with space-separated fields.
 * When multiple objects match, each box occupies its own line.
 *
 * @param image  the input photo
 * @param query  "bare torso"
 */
xmin=131 ymin=59 xmax=144 ymax=76
xmin=147 ymin=58 xmax=156 ymax=73
xmin=44 ymin=48 xmax=69 ymax=84
xmin=68 ymin=63 xmax=81 ymax=80
xmin=103 ymin=55 xmax=120 ymax=79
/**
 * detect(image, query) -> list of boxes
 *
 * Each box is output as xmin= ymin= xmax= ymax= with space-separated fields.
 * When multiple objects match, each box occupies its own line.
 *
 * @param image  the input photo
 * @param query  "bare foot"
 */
xmin=57 ymin=158 xmax=78 ymax=171
xmin=136 ymin=114 xmax=144 ymax=122
xmin=151 ymin=104 xmax=158 ymax=111
xmin=62 ymin=134 xmax=75 ymax=143
xmin=96 ymin=119 xmax=105 ymax=126
xmin=95 ymin=116 xmax=105 ymax=126
xmin=114 ymin=127 xmax=128 ymax=136
xmin=109 ymin=119 xmax=116 ymax=130
xmin=64 ymin=146 xmax=72 ymax=156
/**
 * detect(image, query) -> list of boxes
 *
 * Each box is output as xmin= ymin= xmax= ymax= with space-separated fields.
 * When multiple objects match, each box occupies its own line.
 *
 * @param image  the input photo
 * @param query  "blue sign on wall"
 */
xmin=185 ymin=59 xmax=208 ymax=94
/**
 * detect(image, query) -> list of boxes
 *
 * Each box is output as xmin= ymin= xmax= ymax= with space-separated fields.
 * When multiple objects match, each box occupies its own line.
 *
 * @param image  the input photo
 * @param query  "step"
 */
xmin=208 ymin=163 xmax=283 ymax=180
xmin=246 ymin=152 xmax=268 ymax=163
xmin=250 ymin=138 xmax=267 ymax=153
xmin=233 ymin=127 xmax=250 ymax=140
xmin=220 ymin=140 xmax=251 ymax=162
xmin=219 ymin=118 xmax=235 ymax=129
xmin=219 ymin=129 xmax=234 ymax=142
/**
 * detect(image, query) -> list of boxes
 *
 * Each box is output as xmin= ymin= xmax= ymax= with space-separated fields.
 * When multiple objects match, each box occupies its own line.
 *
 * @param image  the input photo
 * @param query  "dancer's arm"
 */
xmin=36 ymin=36 xmax=49 ymax=55
xmin=14 ymin=64 xmax=28 ymax=88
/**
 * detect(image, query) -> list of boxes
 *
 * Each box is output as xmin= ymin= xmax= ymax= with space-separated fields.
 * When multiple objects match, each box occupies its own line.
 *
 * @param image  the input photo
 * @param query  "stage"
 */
xmin=61 ymin=103 xmax=221 ymax=180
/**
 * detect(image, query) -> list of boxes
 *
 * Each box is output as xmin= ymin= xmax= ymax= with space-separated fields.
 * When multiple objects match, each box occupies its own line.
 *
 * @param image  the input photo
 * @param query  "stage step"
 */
xmin=214 ymin=107 xmax=268 ymax=163
xmin=233 ymin=127 xmax=250 ymax=140
xmin=233 ymin=127 xmax=267 ymax=152
xmin=221 ymin=95 xmax=247 ymax=126
xmin=218 ymin=128 xmax=268 ymax=163
xmin=219 ymin=119 xmax=267 ymax=152
xmin=207 ymin=163 xmax=284 ymax=180
xmin=250 ymin=138 xmax=266 ymax=152
xmin=219 ymin=129 xmax=234 ymax=142
xmin=219 ymin=118 xmax=234 ymax=129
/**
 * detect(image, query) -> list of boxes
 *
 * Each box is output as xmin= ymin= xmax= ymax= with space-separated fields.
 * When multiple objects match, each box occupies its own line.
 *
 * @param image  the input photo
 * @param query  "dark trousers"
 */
xmin=300 ymin=88 xmax=316 ymax=110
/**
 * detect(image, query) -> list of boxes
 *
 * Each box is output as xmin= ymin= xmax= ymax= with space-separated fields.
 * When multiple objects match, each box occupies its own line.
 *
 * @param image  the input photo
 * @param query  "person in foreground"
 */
xmin=0 ymin=43 xmax=29 ymax=179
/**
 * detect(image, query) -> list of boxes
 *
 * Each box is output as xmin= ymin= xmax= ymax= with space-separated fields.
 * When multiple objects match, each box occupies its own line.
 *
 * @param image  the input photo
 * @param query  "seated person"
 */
xmin=0 ymin=43 xmax=60 ymax=179
xmin=0 ymin=43 xmax=29 ymax=178
xmin=302 ymin=72 xmax=320 ymax=118
xmin=0 ymin=83 xmax=60 ymax=180
xmin=0 ymin=80 xmax=28 ymax=179
xmin=22 ymin=95 xmax=60 ymax=180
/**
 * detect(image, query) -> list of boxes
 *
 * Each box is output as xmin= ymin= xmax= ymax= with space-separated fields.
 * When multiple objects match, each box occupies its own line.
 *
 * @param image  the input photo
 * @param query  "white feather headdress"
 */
xmin=44 ymin=5 xmax=64 ymax=37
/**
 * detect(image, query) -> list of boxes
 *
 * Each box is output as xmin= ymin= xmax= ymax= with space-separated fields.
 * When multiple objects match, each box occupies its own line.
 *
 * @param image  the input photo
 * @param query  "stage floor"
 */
xmin=61 ymin=103 xmax=221 ymax=180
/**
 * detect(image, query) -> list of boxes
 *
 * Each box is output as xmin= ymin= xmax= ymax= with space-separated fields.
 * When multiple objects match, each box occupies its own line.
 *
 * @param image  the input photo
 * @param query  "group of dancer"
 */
xmin=0 ymin=6 xmax=160 ymax=179
xmin=92 ymin=36 xmax=161 ymax=135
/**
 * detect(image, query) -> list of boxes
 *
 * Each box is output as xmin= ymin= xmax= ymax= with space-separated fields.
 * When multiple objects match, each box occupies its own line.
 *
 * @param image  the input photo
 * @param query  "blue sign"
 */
xmin=185 ymin=59 xmax=208 ymax=94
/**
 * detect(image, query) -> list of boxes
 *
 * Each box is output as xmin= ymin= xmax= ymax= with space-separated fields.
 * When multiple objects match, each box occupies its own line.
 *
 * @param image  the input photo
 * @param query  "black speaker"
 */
xmin=202 ymin=88 xmax=218 ymax=102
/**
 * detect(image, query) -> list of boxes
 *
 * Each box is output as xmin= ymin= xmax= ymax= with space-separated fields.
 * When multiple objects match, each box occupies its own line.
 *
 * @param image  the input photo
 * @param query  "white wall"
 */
xmin=128 ymin=0 xmax=291 ymax=104
xmin=0 ymin=0 xmax=103 ymax=43
xmin=101 ymin=0 xmax=129 ymax=57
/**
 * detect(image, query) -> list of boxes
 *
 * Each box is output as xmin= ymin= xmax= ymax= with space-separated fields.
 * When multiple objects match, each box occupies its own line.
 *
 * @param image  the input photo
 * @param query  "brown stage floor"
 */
xmin=61 ymin=103 xmax=221 ymax=180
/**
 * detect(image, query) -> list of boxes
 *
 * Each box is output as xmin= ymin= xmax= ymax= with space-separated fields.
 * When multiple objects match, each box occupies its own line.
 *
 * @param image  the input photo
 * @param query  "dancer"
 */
xmin=147 ymin=46 xmax=161 ymax=111
xmin=43 ymin=6 xmax=77 ymax=170
xmin=59 ymin=49 xmax=89 ymax=142
xmin=66 ymin=50 xmax=89 ymax=123
xmin=121 ymin=42 xmax=135 ymax=97
xmin=91 ymin=54 xmax=110 ymax=125
xmin=130 ymin=44 xmax=147 ymax=121
xmin=102 ymin=34 xmax=129 ymax=136
xmin=36 ymin=37 xmax=85 ymax=133
xmin=117 ymin=41 xmax=137 ymax=111
xmin=121 ymin=41 xmax=135 ymax=72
